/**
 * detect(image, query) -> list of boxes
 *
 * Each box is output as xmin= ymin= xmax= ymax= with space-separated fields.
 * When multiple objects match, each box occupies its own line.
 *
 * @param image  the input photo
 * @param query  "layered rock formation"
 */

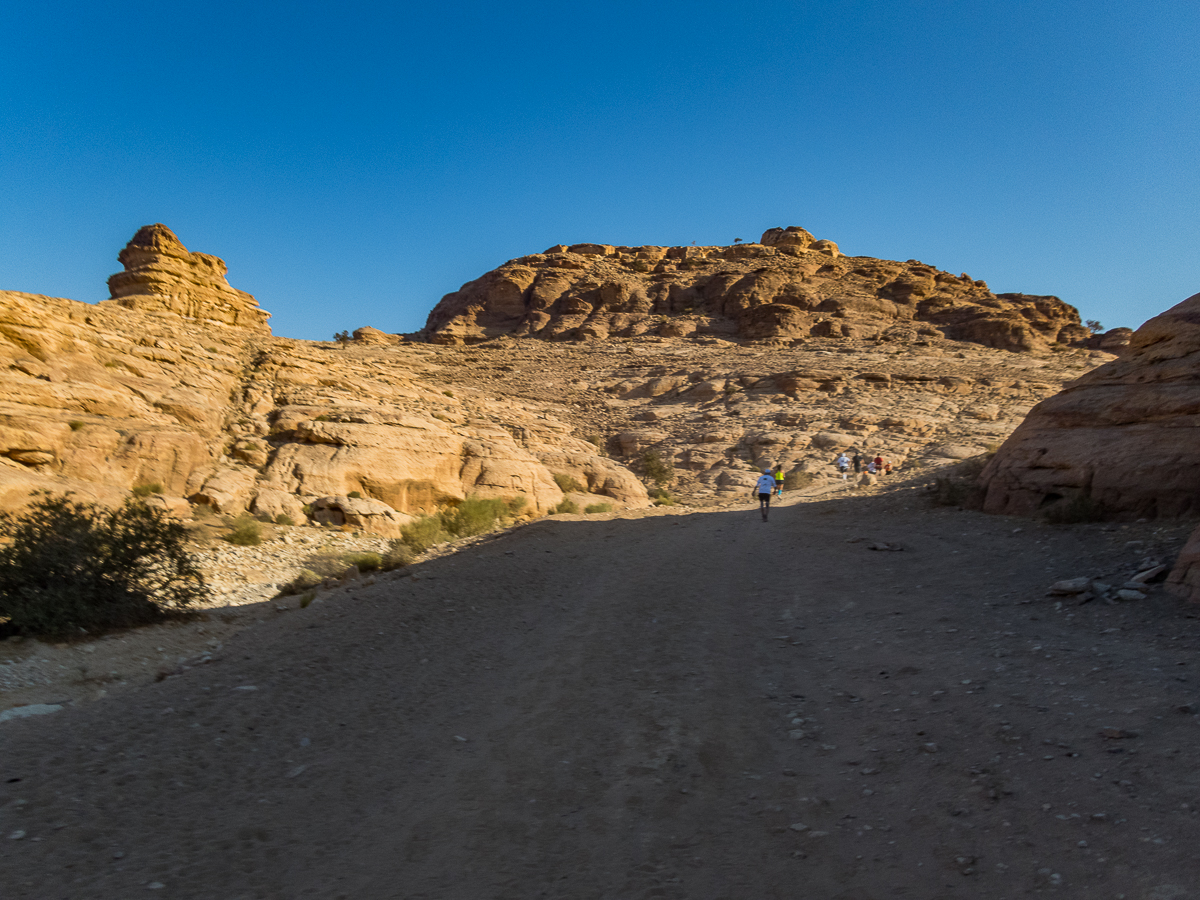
xmin=980 ymin=292 xmax=1200 ymax=519
xmin=105 ymin=224 xmax=271 ymax=332
xmin=423 ymin=226 xmax=1091 ymax=352
xmin=0 ymin=227 xmax=649 ymax=533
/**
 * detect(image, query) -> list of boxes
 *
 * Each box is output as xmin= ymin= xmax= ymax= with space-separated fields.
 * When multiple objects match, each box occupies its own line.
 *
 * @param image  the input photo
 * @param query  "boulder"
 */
xmin=310 ymin=495 xmax=413 ymax=537
xmin=981 ymin=292 xmax=1200 ymax=519
xmin=1167 ymin=525 xmax=1200 ymax=603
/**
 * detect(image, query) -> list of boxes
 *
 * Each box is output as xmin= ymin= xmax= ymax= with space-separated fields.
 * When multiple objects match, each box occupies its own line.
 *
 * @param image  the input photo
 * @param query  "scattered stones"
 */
xmin=1048 ymin=577 xmax=1092 ymax=595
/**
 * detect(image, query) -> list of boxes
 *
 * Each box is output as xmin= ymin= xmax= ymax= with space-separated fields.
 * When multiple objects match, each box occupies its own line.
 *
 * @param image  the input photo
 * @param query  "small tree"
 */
xmin=0 ymin=494 xmax=207 ymax=637
xmin=1085 ymin=319 xmax=1104 ymax=333
xmin=333 ymin=330 xmax=351 ymax=343
xmin=641 ymin=450 xmax=674 ymax=487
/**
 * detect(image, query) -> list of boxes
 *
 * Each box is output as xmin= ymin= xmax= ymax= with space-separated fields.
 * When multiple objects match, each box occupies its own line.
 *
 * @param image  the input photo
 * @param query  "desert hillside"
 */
xmin=0 ymin=225 xmax=1119 ymax=526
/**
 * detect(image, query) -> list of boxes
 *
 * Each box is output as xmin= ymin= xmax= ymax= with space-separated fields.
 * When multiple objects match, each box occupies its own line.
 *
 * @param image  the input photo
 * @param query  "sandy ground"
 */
xmin=2 ymin=484 xmax=1199 ymax=900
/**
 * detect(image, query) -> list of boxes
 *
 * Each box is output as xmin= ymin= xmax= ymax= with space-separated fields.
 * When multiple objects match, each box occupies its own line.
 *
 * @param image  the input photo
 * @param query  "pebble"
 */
xmin=1116 ymin=589 xmax=1146 ymax=601
xmin=8 ymin=830 xmax=26 ymax=840
xmin=920 ymin=742 xmax=939 ymax=753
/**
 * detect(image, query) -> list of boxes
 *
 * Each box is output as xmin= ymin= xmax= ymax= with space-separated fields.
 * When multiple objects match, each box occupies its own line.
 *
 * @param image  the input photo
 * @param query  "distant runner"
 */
xmin=835 ymin=453 xmax=850 ymax=480
xmin=754 ymin=469 xmax=776 ymax=521
xmin=773 ymin=465 xmax=785 ymax=497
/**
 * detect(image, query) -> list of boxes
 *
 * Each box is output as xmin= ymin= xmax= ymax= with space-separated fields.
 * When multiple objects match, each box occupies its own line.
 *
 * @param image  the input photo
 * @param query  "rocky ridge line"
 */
xmin=423 ymin=225 xmax=1106 ymax=353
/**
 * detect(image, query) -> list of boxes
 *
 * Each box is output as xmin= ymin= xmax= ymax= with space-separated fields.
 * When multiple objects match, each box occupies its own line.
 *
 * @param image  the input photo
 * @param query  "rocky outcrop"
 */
xmin=422 ymin=227 xmax=1090 ymax=352
xmin=0 ymin=227 xmax=651 ymax=534
xmin=980 ymin=292 xmax=1200 ymax=519
xmin=104 ymin=224 xmax=270 ymax=332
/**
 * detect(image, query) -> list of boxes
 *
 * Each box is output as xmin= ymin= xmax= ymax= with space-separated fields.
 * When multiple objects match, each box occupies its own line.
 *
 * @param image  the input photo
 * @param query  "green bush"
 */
xmin=131 ymin=482 xmax=163 ymax=498
xmin=552 ymin=498 xmax=579 ymax=514
xmin=0 ymin=494 xmax=206 ymax=637
xmin=506 ymin=494 xmax=527 ymax=515
xmin=274 ymin=514 xmax=296 ymax=526
xmin=641 ymin=450 xmax=674 ymax=487
xmin=649 ymin=487 xmax=675 ymax=507
xmin=280 ymin=569 xmax=323 ymax=595
xmin=343 ymin=551 xmax=382 ymax=573
xmin=347 ymin=490 xmax=363 ymax=499
xmin=400 ymin=515 xmax=451 ymax=553
xmin=225 ymin=516 xmax=262 ymax=546
xmin=68 ymin=420 xmax=86 ymax=431
xmin=552 ymin=473 xmax=585 ymax=494
xmin=440 ymin=496 xmax=509 ymax=538
xmin=383 ymin=541 xmax=414 ymax=570
xmin=585 ymin=502 xmax=613 ymax=514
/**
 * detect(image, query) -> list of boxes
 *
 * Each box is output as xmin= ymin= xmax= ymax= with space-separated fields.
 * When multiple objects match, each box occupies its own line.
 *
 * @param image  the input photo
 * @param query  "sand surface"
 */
xmin=2 ymin=486 xmax=1199 ymax=899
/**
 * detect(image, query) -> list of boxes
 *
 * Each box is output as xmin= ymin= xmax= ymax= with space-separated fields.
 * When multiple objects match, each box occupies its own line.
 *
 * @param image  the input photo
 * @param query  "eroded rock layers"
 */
xmin=0 ymin=227 xmax=648 ymax=532
xmin=423 ymin=226 xmax=1090 ymax=352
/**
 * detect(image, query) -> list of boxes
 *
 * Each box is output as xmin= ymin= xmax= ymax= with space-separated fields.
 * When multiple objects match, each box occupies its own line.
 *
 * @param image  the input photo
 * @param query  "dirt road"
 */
xmin=3 ymin=489 xmax=1199 ymax=899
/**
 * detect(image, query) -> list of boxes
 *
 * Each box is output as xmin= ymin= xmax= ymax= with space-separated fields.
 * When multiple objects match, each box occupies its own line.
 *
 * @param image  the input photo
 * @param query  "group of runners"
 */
xmin=753 ymin=452 xmax=896 ymax=521
xmin=834 ymin=451 xmax=892 ymax=480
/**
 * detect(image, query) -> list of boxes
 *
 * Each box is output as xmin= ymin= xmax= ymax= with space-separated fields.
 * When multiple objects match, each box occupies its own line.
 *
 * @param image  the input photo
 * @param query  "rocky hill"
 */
xmin=423 ymin=226 xmax=1097 ymax=352
xmin=0 ymin=225 xmax=1116 ymax=534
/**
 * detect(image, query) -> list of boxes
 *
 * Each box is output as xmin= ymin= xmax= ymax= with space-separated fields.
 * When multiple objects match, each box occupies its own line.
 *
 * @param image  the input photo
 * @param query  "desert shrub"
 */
xmin=0 ymin=494 xmax=206 ymax=637
xmin=280 ymin=569 xmax=323 ymax=595
xmin=584 ymin=434 xmax=606 ymax=456
xmin=400 ymin=515 xmax=451 ymax=553
xmin=383 ymin=540 xmax=414 ymax=570
xmin=1042 ymin=492 xmax=1107 ymax=525
xmin=641 ymin=450 xmax=674 ymax=487
xmin=649 ymin=487 xmax=676 ymax=506
xmin=585 ymin=502 xmax=613 ymax=514
xmin=274 ymin=514 xmax=296 ymax=526
xmin=225 ymin=516 xmax=262 ymax=546
xmin=302 ymin=552 xmax=355 ymax=577
xmin=506 ymin=494 xmax=527 ymax=515
xmin=630 ymin=260 xmax=651 ymax=273
xmin=552 ymin=498 xmax=579 ymax=514
xmin=68 ymin=420 xmax=86 ymax=431
xmin=440 ymin=496 xmax=508 ymax=538
xmin=783 ymin=471 xmax=815 ymax=491
xmin=131 ymin=482 xmax=163 ymax=498
xmin=553 ymin=473 xmax=585 ymax=494
xmin=343 ymin=551 xmax=382 ymax=573
xmin=299 ymin=591 xmax=317 ymax=608
xmin=347 ymin=490 xmax=363 ymax=499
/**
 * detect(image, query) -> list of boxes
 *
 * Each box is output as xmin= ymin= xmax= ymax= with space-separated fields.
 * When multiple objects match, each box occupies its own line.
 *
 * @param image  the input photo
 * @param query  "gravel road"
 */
xmin=2 ymin=490 xmax=1199 ymax=899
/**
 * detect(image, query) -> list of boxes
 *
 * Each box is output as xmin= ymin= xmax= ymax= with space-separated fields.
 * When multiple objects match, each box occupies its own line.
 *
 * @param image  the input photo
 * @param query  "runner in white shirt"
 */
xmin=754 ymin=469 xmax=776 ymax=522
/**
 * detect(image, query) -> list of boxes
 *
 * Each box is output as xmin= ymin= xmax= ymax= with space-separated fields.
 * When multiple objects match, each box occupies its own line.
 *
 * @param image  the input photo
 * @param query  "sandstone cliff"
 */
xmin=0 ymin=227 xmax=649 ymax=532
xmin=423 ymin=226 xmax=1090 ymax=352
xmin=980 ymin=291 xmax=1200 ymax=520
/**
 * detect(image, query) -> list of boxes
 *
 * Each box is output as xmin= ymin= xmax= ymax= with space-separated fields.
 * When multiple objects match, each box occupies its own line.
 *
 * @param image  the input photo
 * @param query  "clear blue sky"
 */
xmin=2 ymin=1 xmax=1196 ymax=341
